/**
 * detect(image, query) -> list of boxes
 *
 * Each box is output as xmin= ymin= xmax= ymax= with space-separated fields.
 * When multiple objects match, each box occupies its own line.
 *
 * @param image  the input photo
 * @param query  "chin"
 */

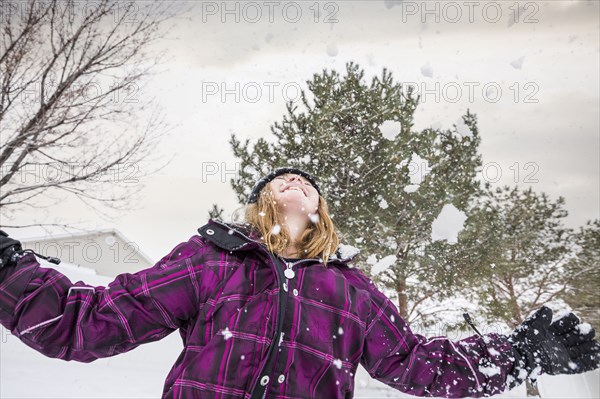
xmin=278 ymin=199 xmax=315 ymax=214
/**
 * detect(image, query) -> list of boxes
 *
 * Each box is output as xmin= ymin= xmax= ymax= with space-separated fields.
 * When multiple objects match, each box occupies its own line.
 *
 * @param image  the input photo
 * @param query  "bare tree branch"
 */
xmin=0 ymin=0 xmax=182 ymax=226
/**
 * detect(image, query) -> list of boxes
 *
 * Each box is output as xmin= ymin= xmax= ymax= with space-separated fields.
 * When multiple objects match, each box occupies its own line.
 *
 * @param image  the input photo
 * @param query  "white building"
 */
xmin=21 ymin=228 xmax=154 ymax=278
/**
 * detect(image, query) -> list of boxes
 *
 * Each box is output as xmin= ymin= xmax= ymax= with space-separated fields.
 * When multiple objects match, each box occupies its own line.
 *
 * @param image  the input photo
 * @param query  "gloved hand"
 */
xmin=0 ymin=230 xmax=23 ymax=269
xmin=509 ymin=306 xmax=600 ymax=376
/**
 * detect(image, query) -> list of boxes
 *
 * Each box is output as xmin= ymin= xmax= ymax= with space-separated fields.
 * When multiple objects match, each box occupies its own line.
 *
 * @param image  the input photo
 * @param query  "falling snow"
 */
xmin=488 ymin=348 xmax=500 ymax=357
xmin=421 ymin=62 xmax=434 ymax=78
xmin=431 ymin=204 xmax=467 ymax=244
xmin=379 ymin=120 xmax=402 ymax=140
xmin=455 ymin=118 xmax=472 ymax=137
xmin=370 ymin=255 xmax=397 ymax=275
xmin=478 ymin=365 xmax=500 ymax=377
xmin=220 ymin=327 xmax=233 ymax=340
xmin=379 ymin=197 xmax=389 ymax=209
xmin=337 ymin=244 xmax=360 ymax=260
xmin=568 ymin=361 xmax=579 ymax=370
xmin=510 ymin=56 xmax=526 ymax=69
xmin=576 ymin=323 xmax=593 ymax=335
xmin=327 ymin=43 xmax=339 ymax=57
xmin=404 ymin=185 xmax=419 ymax=193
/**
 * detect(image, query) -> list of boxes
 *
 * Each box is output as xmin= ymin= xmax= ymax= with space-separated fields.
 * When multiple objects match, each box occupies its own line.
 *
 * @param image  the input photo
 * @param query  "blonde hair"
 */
xmin=232 ymin=182 xmax=340 ymax=265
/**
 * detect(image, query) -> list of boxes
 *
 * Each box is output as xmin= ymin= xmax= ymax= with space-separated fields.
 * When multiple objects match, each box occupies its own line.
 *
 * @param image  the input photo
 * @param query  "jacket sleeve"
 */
xmin=0 ymin=235 xmax=210 ymax=363
xmin=356 ymin=270 xmax=526 ymax=398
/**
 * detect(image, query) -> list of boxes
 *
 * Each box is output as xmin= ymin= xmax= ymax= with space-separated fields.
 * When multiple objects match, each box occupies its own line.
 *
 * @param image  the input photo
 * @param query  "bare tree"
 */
xmin=0 ymin=0 xmax=179 ymax=226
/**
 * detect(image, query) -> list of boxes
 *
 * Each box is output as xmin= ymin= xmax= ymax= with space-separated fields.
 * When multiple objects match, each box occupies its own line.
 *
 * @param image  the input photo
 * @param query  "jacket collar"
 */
xmin=197 ymin=219 xmax=259 ymax=252
xmin=197 ymin=219 xmax=360 ymax=264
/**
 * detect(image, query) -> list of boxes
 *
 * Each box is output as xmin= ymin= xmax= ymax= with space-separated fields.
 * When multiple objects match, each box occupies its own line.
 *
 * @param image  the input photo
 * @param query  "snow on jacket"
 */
xmin=0 ymin=219 xmax=524 ymax=398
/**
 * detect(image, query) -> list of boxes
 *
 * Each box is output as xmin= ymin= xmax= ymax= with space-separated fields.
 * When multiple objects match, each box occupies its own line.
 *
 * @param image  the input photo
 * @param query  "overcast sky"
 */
xmin=5 ymin=0 xmax=599 ymax=262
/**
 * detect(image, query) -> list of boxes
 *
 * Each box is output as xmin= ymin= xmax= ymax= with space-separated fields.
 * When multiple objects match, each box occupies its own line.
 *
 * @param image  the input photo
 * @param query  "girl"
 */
xmin=0 ymin=167 xmax=598 ymax=399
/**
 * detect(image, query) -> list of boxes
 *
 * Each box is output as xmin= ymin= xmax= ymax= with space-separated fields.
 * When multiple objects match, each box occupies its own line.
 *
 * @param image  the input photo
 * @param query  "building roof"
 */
xmin=21 ymin=228 xmax=154 ymax=266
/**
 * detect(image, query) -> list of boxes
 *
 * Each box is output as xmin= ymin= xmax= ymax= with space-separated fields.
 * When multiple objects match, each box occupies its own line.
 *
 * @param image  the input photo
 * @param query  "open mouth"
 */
xmin=282 ymin=185 xmax=307 ymax=197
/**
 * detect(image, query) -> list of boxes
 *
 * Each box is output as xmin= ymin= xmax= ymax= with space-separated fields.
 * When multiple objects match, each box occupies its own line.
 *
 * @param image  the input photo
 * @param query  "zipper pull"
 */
xmin=463 ymin=313 xmax=483 ymax=336
xmin=284 ymin=262 xmax=295 ymax=279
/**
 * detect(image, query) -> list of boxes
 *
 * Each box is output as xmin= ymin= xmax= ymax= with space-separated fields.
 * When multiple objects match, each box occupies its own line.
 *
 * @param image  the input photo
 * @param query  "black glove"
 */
xmin=509 ymin=306 xmax=600 ymax=376
xmin=0 ymin=230 xmax=23 ymax=269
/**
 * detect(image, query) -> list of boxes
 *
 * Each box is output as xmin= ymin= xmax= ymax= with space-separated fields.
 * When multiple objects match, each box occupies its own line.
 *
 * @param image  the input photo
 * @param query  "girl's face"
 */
xmin=268 ymin=173 xmax=319 ymax=214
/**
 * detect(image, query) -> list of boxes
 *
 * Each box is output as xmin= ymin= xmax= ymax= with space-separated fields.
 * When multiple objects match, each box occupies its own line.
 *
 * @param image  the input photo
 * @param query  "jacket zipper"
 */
xmin=248 ymin=253 xmax=287 ymax=399
xmin=207 ymin=220 xmax=318 ymax=399
xmin=248 ymin=255 xmax=315 ymax=399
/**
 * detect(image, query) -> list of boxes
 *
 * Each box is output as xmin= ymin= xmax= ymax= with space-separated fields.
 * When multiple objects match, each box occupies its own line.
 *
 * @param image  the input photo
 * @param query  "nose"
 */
xmin=287 ymin=175 xmax=301 ymax=183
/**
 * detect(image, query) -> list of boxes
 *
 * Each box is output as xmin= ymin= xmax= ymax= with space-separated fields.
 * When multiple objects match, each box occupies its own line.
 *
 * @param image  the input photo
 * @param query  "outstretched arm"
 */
xmin=355 ymin=269 xmax=525 ymax=398
xmin=0 ymin=234 xmax=210 ymax=363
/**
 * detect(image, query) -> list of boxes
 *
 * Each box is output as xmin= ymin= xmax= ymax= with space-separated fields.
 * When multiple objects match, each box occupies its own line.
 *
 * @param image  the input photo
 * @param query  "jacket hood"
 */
xmin=197 ymin=219 xmax=360 ymax=264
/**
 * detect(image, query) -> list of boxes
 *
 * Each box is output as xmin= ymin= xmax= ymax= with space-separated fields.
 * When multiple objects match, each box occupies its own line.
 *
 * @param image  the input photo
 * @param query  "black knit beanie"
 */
xmin=247 ymin=167 xmax=321 ymax=204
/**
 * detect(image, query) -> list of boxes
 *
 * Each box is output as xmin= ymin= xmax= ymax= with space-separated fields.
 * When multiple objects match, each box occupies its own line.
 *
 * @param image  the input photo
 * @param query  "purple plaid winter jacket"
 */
xmin=0 ymin=219 xmax=524 ymax=398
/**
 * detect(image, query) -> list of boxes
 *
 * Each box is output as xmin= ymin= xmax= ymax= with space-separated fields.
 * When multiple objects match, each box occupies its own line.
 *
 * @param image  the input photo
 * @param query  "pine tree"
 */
xmin=562 ymin=219 xmax=600 ymax=329
xmin=222 ymin=62 xmax=483 ymax=324
xmin=454 ymin=185 xmax=575 ymax=328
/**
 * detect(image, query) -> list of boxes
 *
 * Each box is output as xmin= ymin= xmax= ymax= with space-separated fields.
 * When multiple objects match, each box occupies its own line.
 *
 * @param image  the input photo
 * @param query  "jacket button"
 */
xmin=284 ymin=269 xmax=295 ymax=279
xmin=260 ymin=375 xmax=270 ymax=386
xmin=278 ymin=374 xmax=285 ymax=383
xmin=293 ymin=289 xmax=298 ymax=296
xmin=206 ymin=229 xmax=215 ymax=235
xmin=283 ymin=282 xmax=288 ymax=292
